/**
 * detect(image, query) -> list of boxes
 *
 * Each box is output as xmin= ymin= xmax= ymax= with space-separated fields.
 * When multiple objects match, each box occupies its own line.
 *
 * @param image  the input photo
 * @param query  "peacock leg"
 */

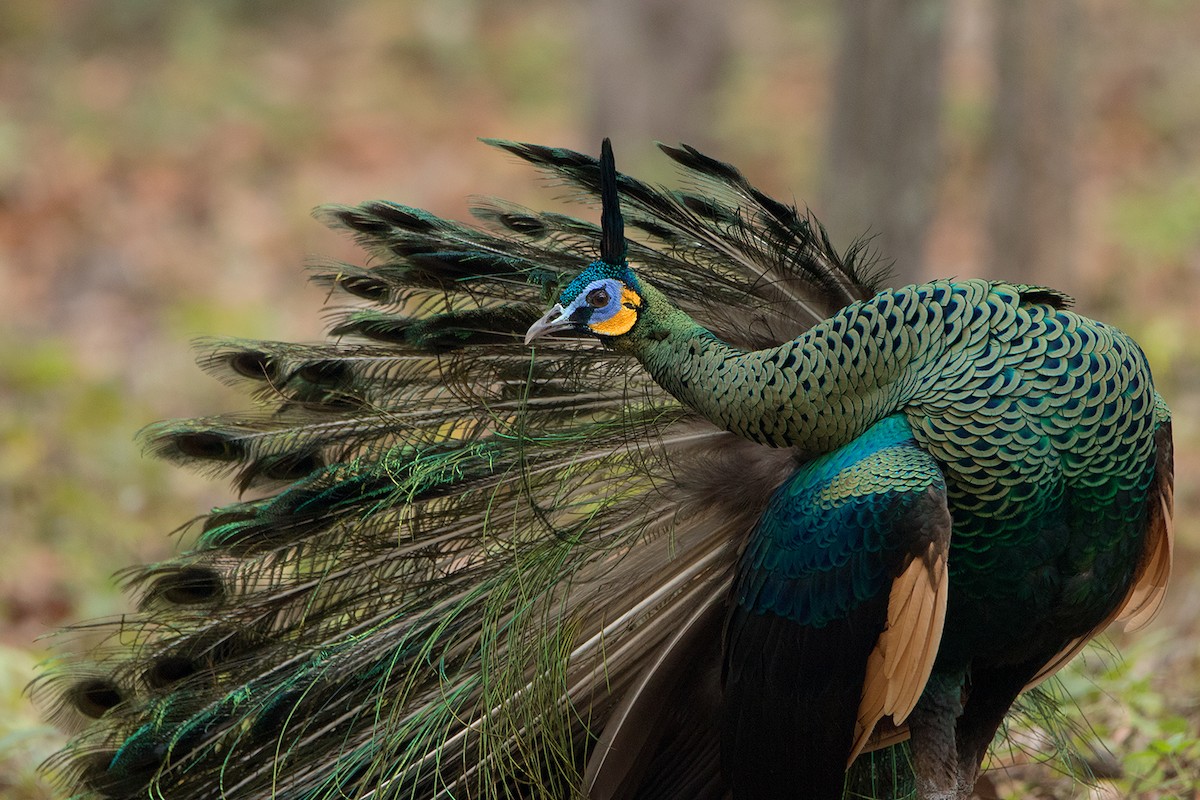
xmin=951 ymin=661 xmax=1043 ymax=796
xmin=906 ymin=671 xmax=965 ymax=800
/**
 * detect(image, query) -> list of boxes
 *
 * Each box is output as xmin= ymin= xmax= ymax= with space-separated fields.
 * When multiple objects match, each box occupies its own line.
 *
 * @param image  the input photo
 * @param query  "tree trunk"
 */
xmin=985 ymin=0 xmax=1080 ymax=286
xmin=822 ymin=0 xmax=949 ymax=283
xmin=584 ymin=0 xmax=730 ymax=155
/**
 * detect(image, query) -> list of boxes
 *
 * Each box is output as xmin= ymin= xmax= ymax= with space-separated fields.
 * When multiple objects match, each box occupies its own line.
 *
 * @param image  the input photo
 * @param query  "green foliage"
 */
xmin=1073 ymin=640 xmax=1200 ymax=797
xmin=0 ymin=334 xmax=222 ymax=797
xmin=986 ymin=638 xmax=1200 ymax=798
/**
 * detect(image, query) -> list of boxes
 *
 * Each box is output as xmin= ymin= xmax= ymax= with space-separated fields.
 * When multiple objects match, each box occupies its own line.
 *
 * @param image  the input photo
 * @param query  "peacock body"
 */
xmin=38 ymin=140 xmax=1172 ymax=800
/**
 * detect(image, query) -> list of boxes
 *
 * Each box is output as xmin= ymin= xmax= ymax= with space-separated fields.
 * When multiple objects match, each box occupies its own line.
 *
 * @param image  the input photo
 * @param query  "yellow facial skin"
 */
xmin=588 ymin=286 xmax=642 ymax=337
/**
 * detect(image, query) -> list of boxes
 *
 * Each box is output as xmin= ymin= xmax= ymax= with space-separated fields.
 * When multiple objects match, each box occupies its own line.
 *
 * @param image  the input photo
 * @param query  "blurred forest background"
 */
xmin=1 ymin=1 xmax=1197 ymax=797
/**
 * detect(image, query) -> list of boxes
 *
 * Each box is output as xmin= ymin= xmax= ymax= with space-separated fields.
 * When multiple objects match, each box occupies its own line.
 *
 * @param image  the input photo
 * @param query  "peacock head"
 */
xmin=524 ymin=261 xmax=643 ymax=343
xmin=525 ymin=138 xmax=644 ymax=345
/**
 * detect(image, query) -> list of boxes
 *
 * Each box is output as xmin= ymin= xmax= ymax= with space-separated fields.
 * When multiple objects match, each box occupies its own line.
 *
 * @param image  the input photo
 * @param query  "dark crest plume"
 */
xmin=599 ymin=138 xmax=627 ymax=265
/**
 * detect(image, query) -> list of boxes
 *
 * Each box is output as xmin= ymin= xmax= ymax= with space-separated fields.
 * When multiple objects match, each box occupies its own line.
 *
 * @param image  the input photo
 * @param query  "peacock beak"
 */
xmin=524 ymin=303 xmax=573 ymax=344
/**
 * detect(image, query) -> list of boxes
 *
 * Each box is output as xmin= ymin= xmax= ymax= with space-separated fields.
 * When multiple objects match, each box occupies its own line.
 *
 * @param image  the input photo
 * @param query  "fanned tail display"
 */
xmin=37 ymin=140 xmax=1171 ymax=800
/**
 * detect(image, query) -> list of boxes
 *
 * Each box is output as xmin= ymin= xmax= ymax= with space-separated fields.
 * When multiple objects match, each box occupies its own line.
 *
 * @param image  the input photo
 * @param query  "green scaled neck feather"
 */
xmin=581 ymin=272 xmax=875 ymax=450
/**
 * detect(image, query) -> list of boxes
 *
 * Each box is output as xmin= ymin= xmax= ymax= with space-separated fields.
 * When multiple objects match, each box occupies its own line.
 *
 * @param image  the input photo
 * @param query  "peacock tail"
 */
xmin=35 ymin=140 xmax=1173 ymax=800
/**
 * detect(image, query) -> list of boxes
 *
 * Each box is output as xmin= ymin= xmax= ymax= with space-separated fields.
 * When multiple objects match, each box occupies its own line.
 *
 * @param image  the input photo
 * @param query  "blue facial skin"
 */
xmin=558 ymin=261 xmax=640 ymax=307
xmin=560 ymin=278 xmax=622 ymax=326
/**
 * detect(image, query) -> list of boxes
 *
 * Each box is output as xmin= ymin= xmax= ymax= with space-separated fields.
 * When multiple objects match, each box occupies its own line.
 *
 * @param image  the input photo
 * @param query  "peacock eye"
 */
xmin=586 ymin=287 xmax=610 ymax=308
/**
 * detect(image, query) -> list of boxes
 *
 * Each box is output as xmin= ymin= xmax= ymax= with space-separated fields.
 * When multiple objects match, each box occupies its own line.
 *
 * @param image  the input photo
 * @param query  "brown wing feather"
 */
xmin=1117 ymin=422 xmax=1174 ymax=630
xmin=850 ymin=540 xmax=949 ymax=763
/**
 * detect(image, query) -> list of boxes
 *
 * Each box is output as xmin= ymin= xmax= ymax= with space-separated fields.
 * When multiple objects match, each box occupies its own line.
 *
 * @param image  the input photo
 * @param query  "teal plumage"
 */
xmin=732 ymin=415 xmax=946 ymax=632
xmin=722 ymin=414 xmax=950 ymax=797
xmin=36 ymin=140 xmax=1172 ymax=800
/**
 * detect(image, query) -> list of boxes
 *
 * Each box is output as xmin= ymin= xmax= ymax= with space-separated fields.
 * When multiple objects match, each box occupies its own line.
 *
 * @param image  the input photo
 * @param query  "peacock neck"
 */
xmin=615 ymin=281 xmax=908 ymax=453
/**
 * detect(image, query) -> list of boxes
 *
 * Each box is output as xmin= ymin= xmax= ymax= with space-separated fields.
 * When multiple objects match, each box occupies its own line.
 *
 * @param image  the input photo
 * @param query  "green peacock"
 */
xmin=37 ymin=139 xmax=1173 ymax=800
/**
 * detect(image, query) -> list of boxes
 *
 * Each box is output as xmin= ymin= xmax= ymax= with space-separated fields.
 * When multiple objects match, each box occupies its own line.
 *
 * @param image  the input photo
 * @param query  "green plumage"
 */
xmin=733 ymin=415 xmax=945 ymax=629
xmin=583 ymin=265 xmax=1169 ymax=797
xmin=621 ymin=274 xmax=1164 ymax=637
xmin=35 ymin=141 xmax=1172 ymax=800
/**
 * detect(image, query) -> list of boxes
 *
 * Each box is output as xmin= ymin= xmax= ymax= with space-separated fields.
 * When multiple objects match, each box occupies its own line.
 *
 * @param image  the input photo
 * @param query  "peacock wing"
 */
xmin=721 ymin=414 xmax=950 ymax=799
